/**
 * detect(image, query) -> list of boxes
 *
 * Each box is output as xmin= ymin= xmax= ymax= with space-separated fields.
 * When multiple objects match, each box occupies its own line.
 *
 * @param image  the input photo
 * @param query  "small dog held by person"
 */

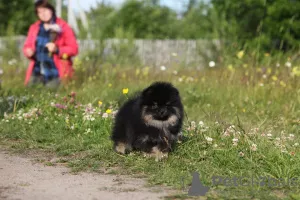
xmin=111 ymin=81 xmax=184 ymax=161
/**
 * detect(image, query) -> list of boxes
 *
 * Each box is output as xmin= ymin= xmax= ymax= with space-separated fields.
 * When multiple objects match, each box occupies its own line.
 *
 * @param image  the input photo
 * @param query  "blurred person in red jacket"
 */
xmin=23 ymin=0 xmax=78 ymax=89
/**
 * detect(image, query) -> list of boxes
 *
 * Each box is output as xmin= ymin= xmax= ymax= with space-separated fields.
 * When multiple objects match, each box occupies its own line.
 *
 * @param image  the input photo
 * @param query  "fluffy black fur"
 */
xmin=111 ymin=81 xmax=184 ymax=155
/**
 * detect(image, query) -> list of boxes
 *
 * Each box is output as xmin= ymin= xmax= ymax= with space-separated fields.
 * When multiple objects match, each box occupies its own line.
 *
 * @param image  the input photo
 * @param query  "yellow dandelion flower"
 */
xmin=135 ymin=69 xmax=140 ymax=76
xmin=123 ymin=88 xmax=129 ymax=94
xmin=242 ymin=108 xmax=246 ymax=113
xmin=106 ymin=109 xmax=112 ymax=114
xmin=265 ymin=53 xmax=270 ymax=57
xmin=267 ymin=68 xmax=272 ymax=74
xmin=280 ymin=81 xmax=286 ymax=87
xmin=228 ymin=64 xmax=234 ymax=72
xmin=272 ymin=76 xmax=278 ymax=81
xmin=108 ymin=83 xmax=112 ymax=87
xmin=143 ymin=67 xmax=149 ymax=76
xmin=98 ymin=101 xmax=103 ymax=106
xmin=62 ymin=53 xmax=68 ymax=60
xmin=237 ymin=51 xmax=244 ymax=59
xmin=73 ymin=57 xmax=81 ymax=66
xmin=292 ymin=67 xmax=300 ymax=77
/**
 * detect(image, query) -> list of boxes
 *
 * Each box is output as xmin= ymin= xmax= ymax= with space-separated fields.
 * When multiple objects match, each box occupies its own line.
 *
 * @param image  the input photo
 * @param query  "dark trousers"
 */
xmin=27 ymin=75 xmax=60 ymax=90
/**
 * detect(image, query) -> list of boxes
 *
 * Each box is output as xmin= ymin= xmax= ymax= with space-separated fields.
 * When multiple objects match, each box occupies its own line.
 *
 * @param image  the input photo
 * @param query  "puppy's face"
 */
xmin=140 ymin=82 xmax=182 ymax=121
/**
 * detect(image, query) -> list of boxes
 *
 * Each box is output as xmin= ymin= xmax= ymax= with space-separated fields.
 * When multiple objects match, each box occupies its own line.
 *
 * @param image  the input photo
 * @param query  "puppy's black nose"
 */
xmin=159 ymin=108 xmax=168 ymax=116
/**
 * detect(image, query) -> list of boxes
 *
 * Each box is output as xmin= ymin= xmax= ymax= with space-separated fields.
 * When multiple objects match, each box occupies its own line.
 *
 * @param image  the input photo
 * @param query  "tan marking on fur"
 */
xmin=143 ymin=146 xmax=168 ymax=162
xmin=143 ymin=113 xmax=178 ymax=128
xmin=115 ymin=142 xmax=126 ymax=154
xmin=142 ymin=105 xmax=179 ymax=127
xmin=166 ymin=115 xmax=178 ymax=126
xmin=143 ymin=114 xmax=154 ymax=123
xmin=163 ymin=136 xmax=169 ymax=146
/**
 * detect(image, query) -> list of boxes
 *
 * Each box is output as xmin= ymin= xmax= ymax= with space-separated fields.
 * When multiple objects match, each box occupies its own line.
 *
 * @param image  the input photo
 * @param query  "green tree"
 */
xmin=0 ymin=0 xmax=36 ymax=36
xmin=88 ymin=2 xmax=116 ymax=39
xmin=88 ymin=0 xmax=179 ymax=39
xmin=211 ymin=0 xmax=300 ymax=51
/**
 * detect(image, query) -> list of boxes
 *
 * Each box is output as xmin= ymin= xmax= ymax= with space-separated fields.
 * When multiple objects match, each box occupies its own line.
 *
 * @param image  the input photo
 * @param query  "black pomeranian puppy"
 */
xmin=111 ymin=81 xmax=184 ymax=161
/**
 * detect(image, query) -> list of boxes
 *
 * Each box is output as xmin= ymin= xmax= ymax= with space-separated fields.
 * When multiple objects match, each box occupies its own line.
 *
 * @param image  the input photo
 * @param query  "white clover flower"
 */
xmin=232 ymin=138 xmax=239 ymax=142
xmin=267 ymin=133 xmax=272 ymax=137
xmin=0 ymin=68 xmax=3 ymax=75
xmin=281 ymin=148 xmax=288 ymax=153
xmin=251 ymin=144 xmax=257 ymax=151
xmin=173 ymin=70 xmax=178 ymax=75
xmin=85 ymin=128 xmax=91 ymax=134
xmin=213 ymin=144 xmax=218 ymax=148
xmin=186 ymin=77 xmax=194 ymax=82
xmin=209 ymin=61 xmax=215 ymax=67
xmin=262 ymin=74 xmax=267 ymax=79
xmin=191 ymin=121 xmax=196 ymax=128
xmin=293 ymin=143 xmax=299 ymax=147
xmin=223 ymin=131 xmax=230 ymax=137
xmin=178 ymin=78 xmax=183 ymax=82
xmin=205 ymin=137 xmax=213 ymax=144
xmin=199 ymin=121 xmax=204 ymax=127
xmin=8 ymin=59 xmax=17 ymax=66
xmin=232 ymin=138 xmax=239 ymax=146
xmin=160 ymin=66 xmax=166 ymax=71
xmin=172 ymin=52 xmax=178 ymax=57
xmin=102 ymin=113 xmax=109 ymax=118
xmin=285 ymin=62 xmax=292 ymax=68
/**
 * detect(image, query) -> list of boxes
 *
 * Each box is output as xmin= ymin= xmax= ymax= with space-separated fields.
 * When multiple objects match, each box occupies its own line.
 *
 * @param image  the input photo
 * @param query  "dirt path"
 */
xmin=0 ymin=148 xmax=181 ymax=200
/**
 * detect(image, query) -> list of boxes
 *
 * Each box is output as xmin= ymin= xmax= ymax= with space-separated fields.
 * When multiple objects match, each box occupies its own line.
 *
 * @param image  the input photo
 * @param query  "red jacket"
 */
xmin=23 ymin=17 xmax=79 ymax=85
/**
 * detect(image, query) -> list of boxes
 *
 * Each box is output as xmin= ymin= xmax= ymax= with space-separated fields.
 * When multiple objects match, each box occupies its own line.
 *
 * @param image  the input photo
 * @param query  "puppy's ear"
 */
xmin=142 ymin=87 xmax=152 ymax=98
xmin=173 ymin=88 xmax=179 ymax=96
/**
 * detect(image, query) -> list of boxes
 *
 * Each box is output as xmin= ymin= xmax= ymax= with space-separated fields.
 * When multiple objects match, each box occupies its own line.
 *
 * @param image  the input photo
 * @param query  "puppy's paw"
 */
xmin=143 ymin=152 xmax=152 ymax=158
xmin=114 ymin=142 xmax=131 ymax=154
xmin=154 ymin=151 xmax=168 ymax=162
xmin=144 ymin=146 xmax=168 ymax=162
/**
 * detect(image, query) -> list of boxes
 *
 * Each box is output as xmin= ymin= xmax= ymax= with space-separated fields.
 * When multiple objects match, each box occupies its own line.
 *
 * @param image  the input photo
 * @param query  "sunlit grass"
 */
xmin=0 ymin=53 xmax=299 ymax=199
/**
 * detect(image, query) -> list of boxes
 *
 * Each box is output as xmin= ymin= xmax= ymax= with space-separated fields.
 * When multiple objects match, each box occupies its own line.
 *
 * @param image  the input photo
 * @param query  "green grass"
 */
xmin=0 ymin=56 xmax=299 ymax=199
